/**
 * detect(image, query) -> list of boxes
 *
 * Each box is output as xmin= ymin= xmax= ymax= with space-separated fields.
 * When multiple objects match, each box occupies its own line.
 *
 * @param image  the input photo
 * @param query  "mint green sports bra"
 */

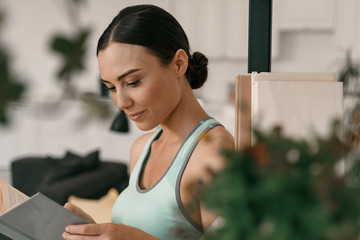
xmin=111 ymin=117 xmax=221 ymax=239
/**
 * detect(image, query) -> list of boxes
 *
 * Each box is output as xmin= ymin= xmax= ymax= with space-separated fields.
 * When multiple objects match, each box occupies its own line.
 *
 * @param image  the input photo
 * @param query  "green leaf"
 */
xmin=49 ymin=28 xmax=91 ymax=81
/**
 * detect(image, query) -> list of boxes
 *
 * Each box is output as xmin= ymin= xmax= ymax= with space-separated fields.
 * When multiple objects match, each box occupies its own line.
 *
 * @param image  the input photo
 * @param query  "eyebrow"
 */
xmin=101 ymin=68 xmax=142 ymax=83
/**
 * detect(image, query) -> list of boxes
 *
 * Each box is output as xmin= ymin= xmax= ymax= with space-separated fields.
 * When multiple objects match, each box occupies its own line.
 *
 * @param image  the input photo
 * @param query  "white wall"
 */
xmin=0 ymin=0 xmax=359 ymax=173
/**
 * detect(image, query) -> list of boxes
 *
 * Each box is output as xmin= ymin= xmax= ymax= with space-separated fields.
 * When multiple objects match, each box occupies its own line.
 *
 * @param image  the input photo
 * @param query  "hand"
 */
xmin=62 ymin=223 xmax=160 ymax=240
xmin=64 ymin=202 xmax=96 ymax=224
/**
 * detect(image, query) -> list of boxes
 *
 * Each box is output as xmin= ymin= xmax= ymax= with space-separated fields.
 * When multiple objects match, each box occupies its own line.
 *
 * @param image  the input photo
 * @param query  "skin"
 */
xmin=63 ymin=42 xmax=234 ymax=240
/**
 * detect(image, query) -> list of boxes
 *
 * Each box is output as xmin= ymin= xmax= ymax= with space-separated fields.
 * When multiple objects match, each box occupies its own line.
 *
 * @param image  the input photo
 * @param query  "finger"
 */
xmin=64 ymin=202 xmax=76 ymax=213
xmin=64 ymin=203 xmax=96 ymax=223
xmin=66 ymin=224 xmax=103 ymax=236
xmin=62 ymin=231 xmax=98 ymax=240
xmin=64 ymin=203 xmax=87 ymax=216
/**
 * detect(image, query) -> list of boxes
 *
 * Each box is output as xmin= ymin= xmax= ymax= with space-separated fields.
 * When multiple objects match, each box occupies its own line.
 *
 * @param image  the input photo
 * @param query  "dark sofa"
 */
xmin=11 ymin=150 xmax=129 ymax=205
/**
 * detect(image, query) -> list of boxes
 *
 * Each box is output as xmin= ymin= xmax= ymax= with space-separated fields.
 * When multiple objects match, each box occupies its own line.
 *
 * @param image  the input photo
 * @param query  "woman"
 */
xmin=63 ymin=4 xmax=234 ymax=240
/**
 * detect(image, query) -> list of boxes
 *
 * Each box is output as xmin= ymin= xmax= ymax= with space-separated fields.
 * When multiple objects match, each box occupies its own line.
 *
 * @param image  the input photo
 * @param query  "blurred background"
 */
xmin=0 ymin=0 xmax=359 ymax=184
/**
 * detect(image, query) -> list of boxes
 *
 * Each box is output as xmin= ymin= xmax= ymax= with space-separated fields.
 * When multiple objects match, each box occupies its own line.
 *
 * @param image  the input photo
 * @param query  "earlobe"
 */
xmin=173 ymin=49 xmax=188 ymax=77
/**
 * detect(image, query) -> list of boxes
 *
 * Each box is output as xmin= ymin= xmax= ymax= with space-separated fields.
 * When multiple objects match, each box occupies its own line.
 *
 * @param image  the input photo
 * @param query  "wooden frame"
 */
xmin=235 ymin=74 xmax=252 ymax=150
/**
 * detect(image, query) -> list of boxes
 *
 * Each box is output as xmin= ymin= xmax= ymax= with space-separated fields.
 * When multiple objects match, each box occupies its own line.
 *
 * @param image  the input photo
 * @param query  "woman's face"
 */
xmin=98 ymin=42 xmax=182 ymax=131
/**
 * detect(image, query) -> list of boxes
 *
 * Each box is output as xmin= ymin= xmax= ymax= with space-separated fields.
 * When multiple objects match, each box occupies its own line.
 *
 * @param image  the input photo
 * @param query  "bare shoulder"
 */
xmin=129 ymin=131 xmax=155 ymax=174
xmin=201 ymin=125 xmax=234 ymax=168
xmin=187 ymin=125 xmax=234 ymax=186
xmin=204 ymin=125 xmax=234 ymax=151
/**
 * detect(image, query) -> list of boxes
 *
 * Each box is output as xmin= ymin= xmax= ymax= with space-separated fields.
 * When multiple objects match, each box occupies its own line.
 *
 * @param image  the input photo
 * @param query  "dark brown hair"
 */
xmin=97 ymin=4 xmax=208 ymax=89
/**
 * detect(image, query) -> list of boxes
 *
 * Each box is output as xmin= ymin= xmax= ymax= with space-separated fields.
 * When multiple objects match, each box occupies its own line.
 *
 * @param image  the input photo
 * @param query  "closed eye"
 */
xmin=106 ymin=86 xmax=116 ymax=92
xmin=126 ymin=80 xmax=140 ymax=87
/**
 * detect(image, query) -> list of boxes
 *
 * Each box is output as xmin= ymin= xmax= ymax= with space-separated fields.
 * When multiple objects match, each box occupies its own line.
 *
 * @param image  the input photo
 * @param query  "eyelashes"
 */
xmin=105 ymin=86 xmax=116 ymax=92
xmin=126 ymin=79 xmax=140 ymax=87
xmin=105 ymin=79 xmax=140 ymax=92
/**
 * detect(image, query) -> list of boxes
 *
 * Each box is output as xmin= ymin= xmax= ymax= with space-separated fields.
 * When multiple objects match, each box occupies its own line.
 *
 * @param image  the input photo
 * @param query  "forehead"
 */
xmin=97 ymin=42 xmax=158 ymax=76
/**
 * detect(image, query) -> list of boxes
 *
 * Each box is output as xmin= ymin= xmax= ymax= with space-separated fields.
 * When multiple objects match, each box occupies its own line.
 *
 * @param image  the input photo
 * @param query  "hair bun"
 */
xmin=186 ymin=51 xmax=208 ymax=89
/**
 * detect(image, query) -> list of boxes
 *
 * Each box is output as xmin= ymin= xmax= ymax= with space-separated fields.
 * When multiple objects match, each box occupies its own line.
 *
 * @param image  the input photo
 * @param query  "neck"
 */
xmin=159 ymin=84 xmax=208 ymax=144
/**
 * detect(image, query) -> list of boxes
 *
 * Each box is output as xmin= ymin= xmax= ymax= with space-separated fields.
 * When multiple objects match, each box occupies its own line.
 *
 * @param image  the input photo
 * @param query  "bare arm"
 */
xmin=62 ymin=223 xmax=159 ymax=240
xmin=195 ymin=127 xmax=234 ymax=230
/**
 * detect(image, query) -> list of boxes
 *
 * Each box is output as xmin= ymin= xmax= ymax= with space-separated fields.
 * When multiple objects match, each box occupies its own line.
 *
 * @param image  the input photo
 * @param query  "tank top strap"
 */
xmin=165 ymin=117 xmax=222 ymax=188
xmin=129 ymin=127 xmax=163 ymax=186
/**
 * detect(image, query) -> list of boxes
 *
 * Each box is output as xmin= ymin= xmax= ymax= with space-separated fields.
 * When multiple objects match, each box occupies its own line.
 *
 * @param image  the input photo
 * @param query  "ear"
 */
xmin=171 ymin=49 xmax=188 ymax=77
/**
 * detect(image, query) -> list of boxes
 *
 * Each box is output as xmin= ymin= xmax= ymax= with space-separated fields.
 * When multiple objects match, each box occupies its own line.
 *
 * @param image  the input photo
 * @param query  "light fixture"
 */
xmin=110 ymin=110 xmax=129 ymax=133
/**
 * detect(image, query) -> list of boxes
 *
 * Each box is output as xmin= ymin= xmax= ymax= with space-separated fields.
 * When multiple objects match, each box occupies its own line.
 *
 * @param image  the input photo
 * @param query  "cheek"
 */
xmin=141 ymin=81 xmax=180 ymax=112
xmin=140 ymin=84 xmax=164 ymax=105
xmin=154 ymin=84 xmax=180 ymax=110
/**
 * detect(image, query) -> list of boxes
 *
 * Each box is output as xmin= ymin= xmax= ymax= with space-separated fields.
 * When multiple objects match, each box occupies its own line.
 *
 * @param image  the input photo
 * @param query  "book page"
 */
xmin=0 ymin=180 xmax=29 ymax=214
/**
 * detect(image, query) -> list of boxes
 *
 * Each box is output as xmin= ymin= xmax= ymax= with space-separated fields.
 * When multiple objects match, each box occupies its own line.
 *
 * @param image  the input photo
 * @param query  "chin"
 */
xmin=135 ymin=121 xmax=159 ymax=132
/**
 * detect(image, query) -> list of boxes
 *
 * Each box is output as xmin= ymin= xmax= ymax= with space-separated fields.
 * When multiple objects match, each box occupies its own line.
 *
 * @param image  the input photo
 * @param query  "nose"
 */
xmin=112 ymin=89 xmax=133 ymax=110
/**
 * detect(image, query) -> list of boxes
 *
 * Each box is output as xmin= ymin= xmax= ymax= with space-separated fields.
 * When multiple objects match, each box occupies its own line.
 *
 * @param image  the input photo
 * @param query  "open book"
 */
xmin=0 ymin=179 xmax=89 ymax=240
xmin=0 ymin=180 xmax=29 ymax=215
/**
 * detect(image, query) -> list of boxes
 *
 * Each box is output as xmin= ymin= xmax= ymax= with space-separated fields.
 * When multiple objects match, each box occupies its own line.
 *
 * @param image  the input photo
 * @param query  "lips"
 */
xmin=128 ymin=111 xmax=145 ymax=121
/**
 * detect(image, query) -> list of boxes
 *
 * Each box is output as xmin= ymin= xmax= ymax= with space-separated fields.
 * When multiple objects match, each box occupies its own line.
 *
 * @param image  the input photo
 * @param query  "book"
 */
xmin=0 ymin=179 xmax=89 ymax=240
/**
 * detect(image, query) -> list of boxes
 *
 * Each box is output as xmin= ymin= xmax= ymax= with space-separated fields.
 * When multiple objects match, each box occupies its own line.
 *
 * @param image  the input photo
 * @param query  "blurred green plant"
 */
xmin=0 ymin=8 xmax=26 ymax=125
xmin=338 ymin=50 xmax=360 ymax=157
xmin=51 ymin=28 xmax=91 ymax=84
xmin=338 ymin=50 xmax=360 ymax=96
xmin=49 ymin=0 xmax=112 ymax=122
xmin=202 ymin=121 xmax=360 ymax=240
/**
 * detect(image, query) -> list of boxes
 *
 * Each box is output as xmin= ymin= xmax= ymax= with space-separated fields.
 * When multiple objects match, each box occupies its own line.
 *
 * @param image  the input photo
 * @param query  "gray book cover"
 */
xmin=0 ymin=193 xmax=89 ymax=240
